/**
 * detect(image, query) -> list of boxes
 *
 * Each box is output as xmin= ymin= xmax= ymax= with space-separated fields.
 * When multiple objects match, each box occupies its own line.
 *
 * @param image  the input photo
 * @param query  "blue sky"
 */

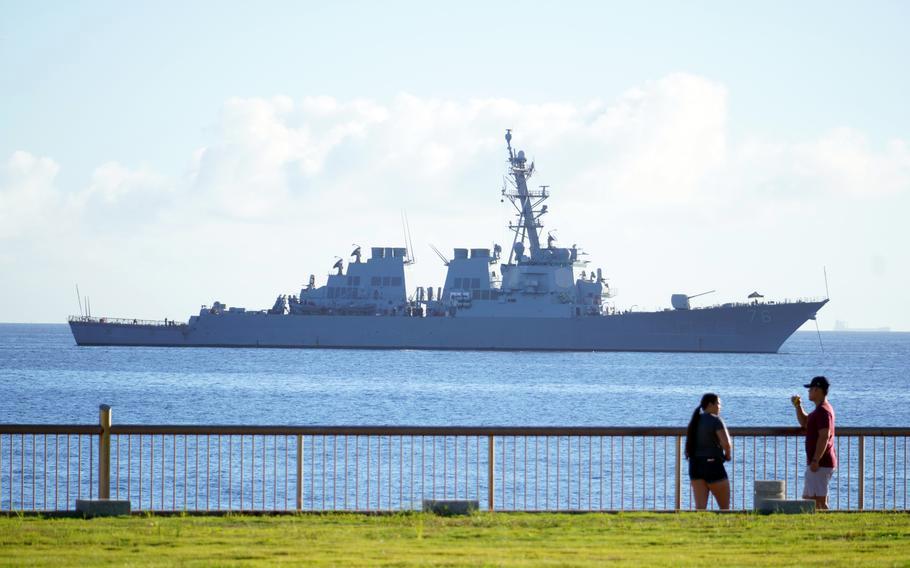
xmin=2 ymin=1 xmax=908 ymax=329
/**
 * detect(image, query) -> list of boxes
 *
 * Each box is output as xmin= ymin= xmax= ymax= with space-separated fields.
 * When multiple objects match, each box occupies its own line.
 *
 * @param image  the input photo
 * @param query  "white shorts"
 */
xmin=802 ymin=466 xmax=834 ymax=498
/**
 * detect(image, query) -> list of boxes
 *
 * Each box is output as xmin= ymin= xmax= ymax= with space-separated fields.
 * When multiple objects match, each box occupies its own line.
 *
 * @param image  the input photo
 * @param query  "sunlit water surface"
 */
xmin=2 ymin=324 xmax=907 ymax=427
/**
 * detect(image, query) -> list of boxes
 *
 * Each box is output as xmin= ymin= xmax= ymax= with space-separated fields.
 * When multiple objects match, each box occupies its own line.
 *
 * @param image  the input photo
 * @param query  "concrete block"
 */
xmin=759 ymin=499 xmax=816 ymax=514
xmin=753 ymin=480 xmax=786 ymax=511
xmin=754 ymin=494 xmax=785 ymax=511
xmin=754 ymin=480 xmax=786 ymax=494
xmin=422 ymin=499 xmax=478 ymax=515
xmin=75 ymin=499 xmax=131 ymax=517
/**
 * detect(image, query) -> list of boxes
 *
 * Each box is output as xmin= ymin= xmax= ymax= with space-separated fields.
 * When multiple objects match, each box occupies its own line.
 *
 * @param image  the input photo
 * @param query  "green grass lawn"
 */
xmin=1 ymin=512 xmax=909 ymax=566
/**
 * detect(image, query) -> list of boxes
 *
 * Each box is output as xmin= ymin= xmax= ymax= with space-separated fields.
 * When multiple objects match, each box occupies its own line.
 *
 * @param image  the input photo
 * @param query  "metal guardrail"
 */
xmin=67 ymin=316 xmax=185 ymax=327
xmin=1 ymin=409 xmax=907 ymax=512
xmin=695 ymin=297 xmax=827 ymax=310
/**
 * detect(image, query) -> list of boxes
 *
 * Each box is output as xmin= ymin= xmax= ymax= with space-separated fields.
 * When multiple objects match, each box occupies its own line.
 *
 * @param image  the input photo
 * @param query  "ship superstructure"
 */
xmin=69 ymin=132 xmax=827 ymax=352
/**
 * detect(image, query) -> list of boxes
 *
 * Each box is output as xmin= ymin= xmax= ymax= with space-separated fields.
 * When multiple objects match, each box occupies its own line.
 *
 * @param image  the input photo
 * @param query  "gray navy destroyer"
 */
xmin=69 ymin=131 xmax=827 ymax=353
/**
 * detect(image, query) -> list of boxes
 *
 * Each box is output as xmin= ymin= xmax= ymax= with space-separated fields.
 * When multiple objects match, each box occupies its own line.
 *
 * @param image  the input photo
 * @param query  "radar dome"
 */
xmin=513 ymin=241 xmax=525 ymax=259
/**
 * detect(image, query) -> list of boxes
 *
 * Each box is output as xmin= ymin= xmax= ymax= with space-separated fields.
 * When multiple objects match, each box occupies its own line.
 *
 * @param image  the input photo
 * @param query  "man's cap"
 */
xmin=803 ymin=376 xmax=830 ymax=390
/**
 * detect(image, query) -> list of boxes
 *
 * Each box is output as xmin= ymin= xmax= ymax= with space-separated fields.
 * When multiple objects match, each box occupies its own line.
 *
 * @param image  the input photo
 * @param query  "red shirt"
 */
xmin=805 ymin=400 xmax=837 ymax=468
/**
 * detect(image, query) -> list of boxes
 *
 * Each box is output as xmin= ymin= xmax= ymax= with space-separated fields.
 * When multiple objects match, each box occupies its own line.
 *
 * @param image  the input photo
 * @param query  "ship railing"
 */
xmin=754 ymin=296 xmax=827 ymax=305
xmin=67 ymin=316 xmax=184 ymax=327
xmin=1 ymin=410 xmax=907 ymax=513
xmin=695 ymin=297 xmax=828 ymax=310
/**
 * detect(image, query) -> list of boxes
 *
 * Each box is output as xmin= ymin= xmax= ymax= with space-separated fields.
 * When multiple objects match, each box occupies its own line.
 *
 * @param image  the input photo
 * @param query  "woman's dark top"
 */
xmin=694 ymin=413 xmax=727 ymax=458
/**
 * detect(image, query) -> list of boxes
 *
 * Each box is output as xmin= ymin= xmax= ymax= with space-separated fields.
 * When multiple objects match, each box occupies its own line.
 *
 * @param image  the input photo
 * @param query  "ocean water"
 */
xmin=1 ymin=324 xmax=908 ymax=427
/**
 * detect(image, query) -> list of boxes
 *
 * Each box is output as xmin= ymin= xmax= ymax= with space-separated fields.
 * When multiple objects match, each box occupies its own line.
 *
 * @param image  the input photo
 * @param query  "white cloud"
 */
xmin=84 ymin=161 xmax=168 ymax=204
xmin=189 ymin=95 xmax=390 ymax=218
xmin=732 ymin=128 xmax=910 ymax=203
xmin=0 ymin=153 xmax=172 ymax=242
xmin=587 ymin=73 xmax=728 ymax=202
xmin=0 ymin=151 xmax=63 ymax=239
xmin=177 ymin=74 xmax=732 ymax=230
xmin=798 ymin=129 xmax=910 ymax=196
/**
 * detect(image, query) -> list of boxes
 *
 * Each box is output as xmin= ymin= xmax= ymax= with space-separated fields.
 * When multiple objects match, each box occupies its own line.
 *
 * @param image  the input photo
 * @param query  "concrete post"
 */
xmin=99 ymin=404 xmax=111 ymax=500
xmin=487 ymin=435 xmax=494 ymax=511
xmin=754 ymin=480 xmax=786 ymax=511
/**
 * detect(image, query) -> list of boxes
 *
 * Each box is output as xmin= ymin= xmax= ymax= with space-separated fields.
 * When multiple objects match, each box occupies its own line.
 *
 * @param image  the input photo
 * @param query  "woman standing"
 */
xmin=685 ymin=393 xmax=732 ymax=510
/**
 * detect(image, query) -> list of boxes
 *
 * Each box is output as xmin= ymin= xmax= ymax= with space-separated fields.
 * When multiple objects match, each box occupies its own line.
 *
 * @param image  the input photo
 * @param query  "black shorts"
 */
xmin=689 ymin=456 xmax=728 ymax=483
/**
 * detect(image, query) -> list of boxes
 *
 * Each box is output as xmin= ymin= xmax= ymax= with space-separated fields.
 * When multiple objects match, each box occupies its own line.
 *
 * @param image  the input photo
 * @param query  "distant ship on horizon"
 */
xmin=833 ymin=320 xmax=890 ymax=332
xmin=69 ymin=131 xmax=827 ymax=353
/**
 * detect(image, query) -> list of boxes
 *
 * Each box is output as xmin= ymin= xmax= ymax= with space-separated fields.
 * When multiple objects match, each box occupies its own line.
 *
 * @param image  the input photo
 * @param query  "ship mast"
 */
xmin=503 ymin=130 xmax=549 ymax=264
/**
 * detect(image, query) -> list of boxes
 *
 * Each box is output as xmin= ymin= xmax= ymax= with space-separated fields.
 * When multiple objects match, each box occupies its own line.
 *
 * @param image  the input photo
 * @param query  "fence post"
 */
xmin=488 ymin=434 xmax=495 ymax=511
xmin=99 ymin=404 xmax=111 ymax=500
xmin=858 ymin=436 xmax=865 ymax=510
xmin=675 ymin=436 xmax=682 ymax=510
xmin=296 ymin=434 xmax=303 ymax=511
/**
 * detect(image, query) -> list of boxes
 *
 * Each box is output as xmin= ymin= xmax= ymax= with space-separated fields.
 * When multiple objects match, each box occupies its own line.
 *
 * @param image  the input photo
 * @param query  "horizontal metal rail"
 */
xmin=4 ymin=424 xmax=906 ymax=437
xmin=1 ymin=412 xmax=908 ymax=513
xmin=0 ymin=425 xmax=101 ymax=435
xmin=696 ymin=297 xmax=826 ymax=310
xmin=67 ymin=316 xmax=184 ymax=327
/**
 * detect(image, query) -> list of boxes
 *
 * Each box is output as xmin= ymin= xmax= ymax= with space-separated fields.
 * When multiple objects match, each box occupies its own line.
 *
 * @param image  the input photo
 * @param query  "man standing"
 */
xmin=791 ymin=376 xmax=837 ymax=509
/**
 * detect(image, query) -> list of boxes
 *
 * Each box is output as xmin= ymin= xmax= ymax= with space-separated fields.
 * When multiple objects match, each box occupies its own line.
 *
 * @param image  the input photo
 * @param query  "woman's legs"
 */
xmin=691 ymin=480 xmax=709 ymax=510
xmin=706 ymin=479 xmax=731 ymax=510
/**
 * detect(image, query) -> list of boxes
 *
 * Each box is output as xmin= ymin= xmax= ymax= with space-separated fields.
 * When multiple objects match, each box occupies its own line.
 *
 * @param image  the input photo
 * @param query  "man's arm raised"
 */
xmin=791 ymin=395 xmax=808 ymax=428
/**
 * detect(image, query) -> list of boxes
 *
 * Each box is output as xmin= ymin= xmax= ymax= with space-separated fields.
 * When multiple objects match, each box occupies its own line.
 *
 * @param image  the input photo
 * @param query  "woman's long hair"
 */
xmin=685 ymin=393 xmax=719 ymax=460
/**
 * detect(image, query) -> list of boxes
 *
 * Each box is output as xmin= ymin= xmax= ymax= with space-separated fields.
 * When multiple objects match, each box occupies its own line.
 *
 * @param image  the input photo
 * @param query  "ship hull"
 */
xmin=69 ymin=300 xmax=826 ymax=353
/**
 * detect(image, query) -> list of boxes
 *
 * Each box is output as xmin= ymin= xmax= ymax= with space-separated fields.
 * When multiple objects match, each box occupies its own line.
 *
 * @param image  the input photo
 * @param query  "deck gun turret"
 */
xmin=671 ymin=290 xmax=716 ymax=310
